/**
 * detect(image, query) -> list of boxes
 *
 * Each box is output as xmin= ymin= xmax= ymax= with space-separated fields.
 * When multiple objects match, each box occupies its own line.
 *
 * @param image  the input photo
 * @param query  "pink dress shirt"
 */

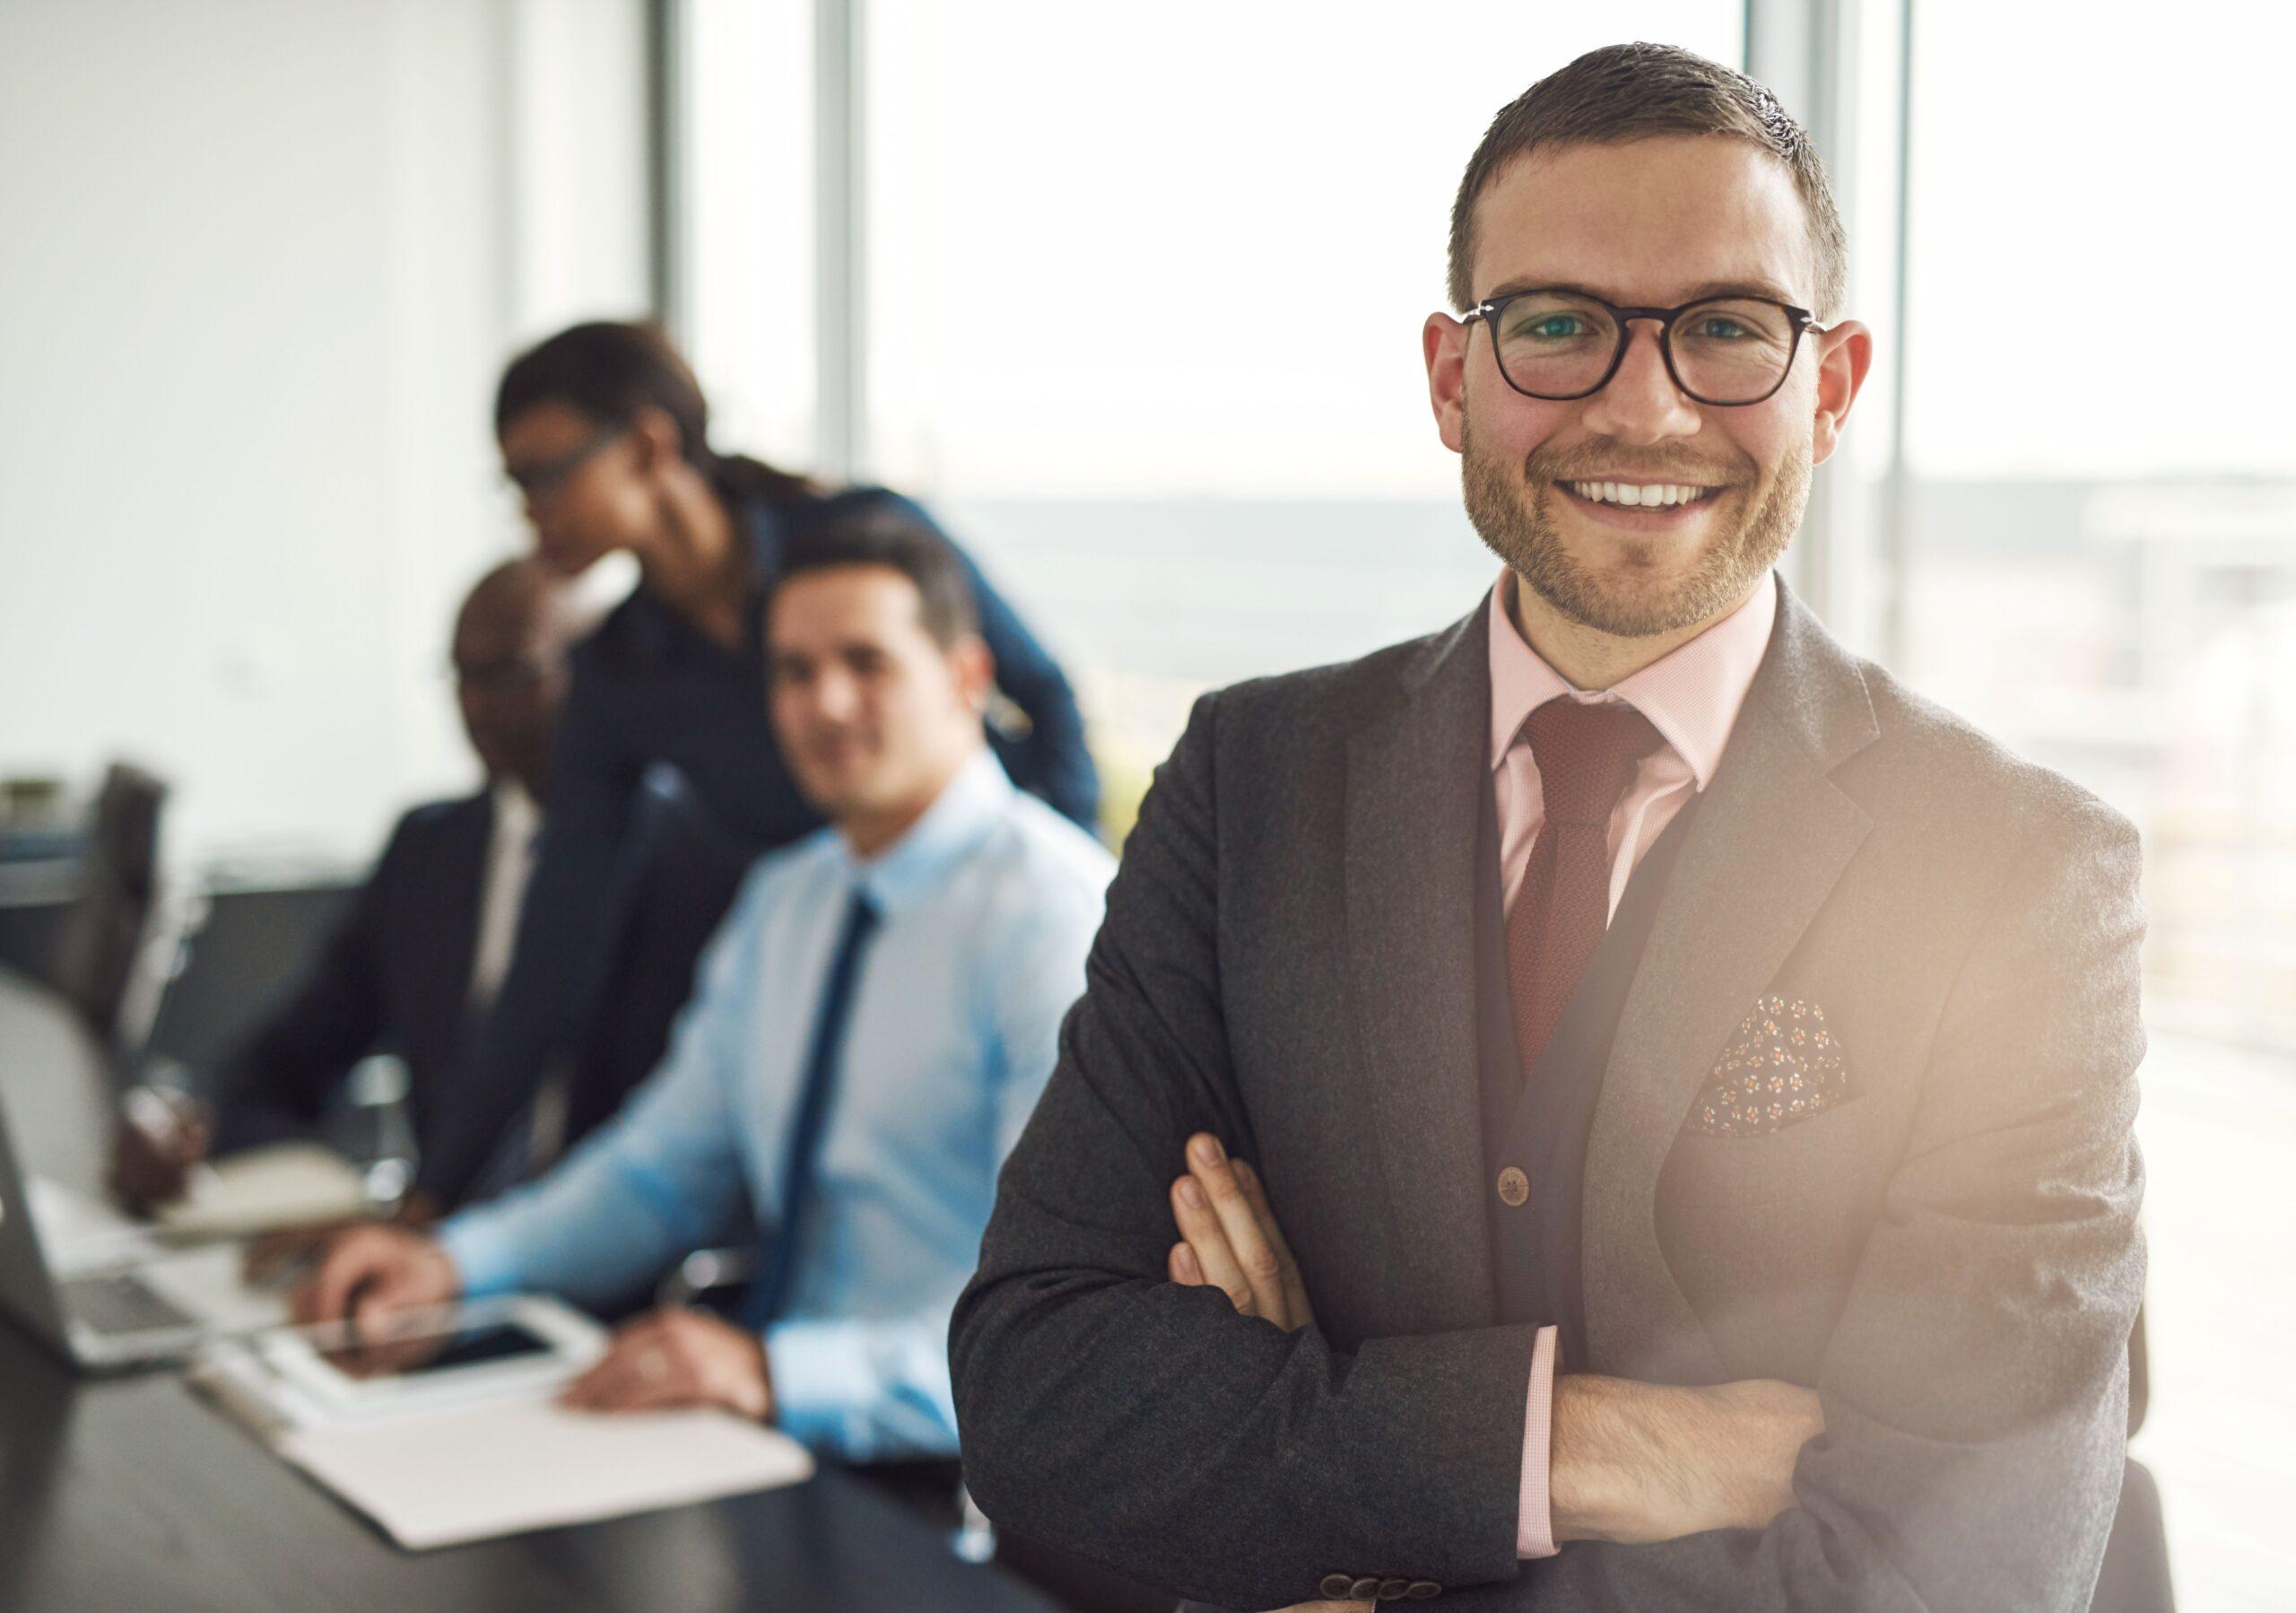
xmin=1491 ymin=568 xmax=1779 ymax=1557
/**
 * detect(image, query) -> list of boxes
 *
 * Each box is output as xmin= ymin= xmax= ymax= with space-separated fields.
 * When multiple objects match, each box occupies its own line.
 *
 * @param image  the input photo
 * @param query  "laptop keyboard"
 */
xmin=64 ymin=1271 xmax=197 ymax=1337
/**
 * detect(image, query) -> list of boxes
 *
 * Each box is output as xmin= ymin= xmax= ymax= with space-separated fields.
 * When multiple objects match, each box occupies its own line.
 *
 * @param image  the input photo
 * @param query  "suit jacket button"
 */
xmin=1350 ymin=1577 xmax=1383 ymax=1600
xmin=1320 ymin=1574 xmax=1356 ymax=1599
xmin=1497 ymin=1165 xmax=1529 ymax=1206
xmin=1378 ymin=1578 xmax=1413 ymax=1600
xmin=1408 ymin=1582 xmax=1442 ymax=1600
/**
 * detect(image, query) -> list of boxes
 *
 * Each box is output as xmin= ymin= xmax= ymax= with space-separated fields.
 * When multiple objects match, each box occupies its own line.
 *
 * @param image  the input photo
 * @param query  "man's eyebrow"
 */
xmin=1477 ymin=276 xmax=1804 ymax=307
xmin=1680 ymin=277 xmax=1803 ymax=306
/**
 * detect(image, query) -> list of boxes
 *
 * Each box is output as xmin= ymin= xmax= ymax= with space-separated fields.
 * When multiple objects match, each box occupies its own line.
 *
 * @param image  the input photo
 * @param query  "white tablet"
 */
xmin=255 ymin=1294 xmax=606 ymax=1423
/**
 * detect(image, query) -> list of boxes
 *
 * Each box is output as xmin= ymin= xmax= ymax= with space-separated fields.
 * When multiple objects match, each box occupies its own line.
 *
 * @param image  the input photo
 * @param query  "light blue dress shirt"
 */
xmin=438 ymin=750 xmax=1114 ymax=1460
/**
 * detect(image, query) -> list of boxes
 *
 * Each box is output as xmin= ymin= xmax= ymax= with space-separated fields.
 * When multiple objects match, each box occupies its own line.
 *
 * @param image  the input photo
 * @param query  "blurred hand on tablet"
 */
xmin=109 ymin=1086 xmax=213 ymax=1213
xmin=242 ymin=1188 xmax=444 ymax=1287
xmin=291 ymin=1223 xmax=459 ymax=1330
xmin=560 ymin=1306 xmax=772 ymax=1421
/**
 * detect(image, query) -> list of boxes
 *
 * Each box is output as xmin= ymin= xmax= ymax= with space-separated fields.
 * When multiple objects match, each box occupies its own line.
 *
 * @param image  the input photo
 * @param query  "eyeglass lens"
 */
xmin=1490 ymin=294 xmax=1798 ymax=404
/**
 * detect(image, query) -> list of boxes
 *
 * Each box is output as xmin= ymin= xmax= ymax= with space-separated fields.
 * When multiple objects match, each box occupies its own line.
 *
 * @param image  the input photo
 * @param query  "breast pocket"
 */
xmin=1662 ymin=1092 xmax=1888 ymax=1210
xmin=1659 ymin=1094 xmax=1895 ymax=1382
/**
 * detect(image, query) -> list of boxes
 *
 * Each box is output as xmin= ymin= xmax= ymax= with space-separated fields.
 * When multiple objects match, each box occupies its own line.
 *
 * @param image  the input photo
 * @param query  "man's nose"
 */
xmin=1576 ymin=321 xmax=1703 ymax=446
xmin=811 ymin=669 xmax=860 ymax=721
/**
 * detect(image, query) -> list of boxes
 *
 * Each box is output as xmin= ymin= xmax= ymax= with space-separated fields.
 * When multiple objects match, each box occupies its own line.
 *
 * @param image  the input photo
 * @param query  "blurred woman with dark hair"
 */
xmin=423 ymin=319 xmax=1098 ymax=1206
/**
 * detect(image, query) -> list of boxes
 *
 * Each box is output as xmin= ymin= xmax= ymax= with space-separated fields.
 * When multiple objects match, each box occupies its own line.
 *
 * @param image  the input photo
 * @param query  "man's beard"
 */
xmin=1460 ymin=418 xmax=1807 ymax=639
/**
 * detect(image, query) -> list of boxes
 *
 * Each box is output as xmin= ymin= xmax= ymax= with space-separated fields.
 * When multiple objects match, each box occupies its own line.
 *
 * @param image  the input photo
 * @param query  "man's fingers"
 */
xmin=1169 ymin=1241 xmax=1203 ymax=1285
xmin=295 ymin=1238 xmax=373 ymax=1326
xmin=1187 ymin=1133 xmax=1290 ymax=1327
xmin=1233 ymin=1159 xmax=1314 ymax=1330
xmin=1170 ymin=1172 xmax=1256 ymax=1317
xmin=566 ymin=1323 xmax=707 ymax=1413
xmin=563 ymin=1333 xmax=653 ymax=1409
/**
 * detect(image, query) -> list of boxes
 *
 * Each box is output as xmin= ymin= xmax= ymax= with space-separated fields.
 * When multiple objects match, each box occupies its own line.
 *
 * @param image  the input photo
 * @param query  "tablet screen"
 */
xmin=321 ymin=1317 xmax=556 ymax=1381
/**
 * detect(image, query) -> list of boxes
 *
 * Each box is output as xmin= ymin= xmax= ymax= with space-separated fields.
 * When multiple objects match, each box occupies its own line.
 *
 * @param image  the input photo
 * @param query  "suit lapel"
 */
xmin=1582 ymin=581 xmax=1880 ymax=1381
xmin=1343 ymin=604 xmax=1497 ymax=1327
xmin=409 ymin=793 xmax=493 ymax=1086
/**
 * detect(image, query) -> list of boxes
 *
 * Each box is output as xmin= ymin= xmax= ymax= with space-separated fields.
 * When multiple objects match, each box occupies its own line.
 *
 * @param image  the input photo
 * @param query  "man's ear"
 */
xmin=628 ymin=405 xmax=686 ymax=477
xmin=1809 ymin=319 xmax=1874 ymax=467
xmin=1424 ymin=312 xmax=1471 ymax=455
xmin=949 ymin=634 xmax=995 ymax=714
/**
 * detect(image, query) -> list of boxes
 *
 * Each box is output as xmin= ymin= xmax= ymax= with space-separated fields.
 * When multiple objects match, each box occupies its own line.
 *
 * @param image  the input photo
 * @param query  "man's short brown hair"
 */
xmin=1447 ymin=42 xmax=1848 ymax=319
xmin=771 ymin=503 xmax=982 ymax=650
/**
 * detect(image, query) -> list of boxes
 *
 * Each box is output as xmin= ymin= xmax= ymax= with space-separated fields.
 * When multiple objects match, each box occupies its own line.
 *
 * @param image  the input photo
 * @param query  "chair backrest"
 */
xmin=48 ymin=763 xmax=172 ymax=1055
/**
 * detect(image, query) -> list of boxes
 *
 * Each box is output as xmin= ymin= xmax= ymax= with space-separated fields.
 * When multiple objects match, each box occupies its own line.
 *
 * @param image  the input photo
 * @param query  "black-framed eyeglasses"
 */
xmin=503 ymin=425 xmax=625 ymax=500
xmin=1463 ymin=289 xmax=1829 ymax=406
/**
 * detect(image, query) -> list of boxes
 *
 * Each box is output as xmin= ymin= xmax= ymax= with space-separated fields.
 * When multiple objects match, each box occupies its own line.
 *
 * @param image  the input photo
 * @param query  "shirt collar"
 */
xmin=831 ymin=746 xmax=1013 ymax=919
xmin=489 ymin=779 xmax=541 ymax=847
xmin=1485 ymin=568 xmax=1779 ymax=790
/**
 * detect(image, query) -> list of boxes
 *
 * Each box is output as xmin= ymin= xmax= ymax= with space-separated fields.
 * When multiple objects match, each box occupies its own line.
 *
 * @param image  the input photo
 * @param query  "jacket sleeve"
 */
xmin=949 ymin=693 xmax=1539 ymax=1612
xmin=1452 ymin=796 xmax=2149 ymax=1613
xmin=418 ymin=647 xmax=639 ymax=1205
xmin=205 ymin=818 xmax=404 ymax=1152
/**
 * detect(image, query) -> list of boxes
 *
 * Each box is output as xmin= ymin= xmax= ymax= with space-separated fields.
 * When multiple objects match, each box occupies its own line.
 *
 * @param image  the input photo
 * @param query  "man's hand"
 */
xmin=243 ymin=1188 xmax=444 ymax=1288
xmin=1551 ymin=1372 xmax=1824 ymax=1544
xmin=560 ymin=1306 xmax=773 ymax=1421
xmin=290 ymin=1223 xmax=459 ymax=1329
xmin=1168 ymin=1131 xmax=1315 ymax=1332
xmin=1170 ymin=1131 xmax=1822 ymax=1556
xmin=109 ymin=1086 xmax=213 ymax=1212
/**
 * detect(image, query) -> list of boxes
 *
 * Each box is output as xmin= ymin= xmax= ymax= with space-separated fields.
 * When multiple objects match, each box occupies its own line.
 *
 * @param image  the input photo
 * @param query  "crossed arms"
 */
xmin=948 ymin=693 xmax=2146 ymax=1611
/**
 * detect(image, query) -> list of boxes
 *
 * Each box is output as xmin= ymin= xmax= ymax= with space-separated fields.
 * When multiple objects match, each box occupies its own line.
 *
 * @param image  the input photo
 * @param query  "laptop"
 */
xmin=0 ymin=1090 xmax=288 ymax=1370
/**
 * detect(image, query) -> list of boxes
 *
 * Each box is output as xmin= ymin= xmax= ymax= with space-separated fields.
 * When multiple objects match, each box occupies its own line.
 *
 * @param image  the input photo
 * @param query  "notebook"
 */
xmin=190 ymin=1295 xmax=815 ymax=1548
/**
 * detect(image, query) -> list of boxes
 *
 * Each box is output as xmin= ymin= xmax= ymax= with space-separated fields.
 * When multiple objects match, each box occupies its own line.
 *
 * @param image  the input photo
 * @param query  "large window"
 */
xmin=869 ymin=3 xmax=1743 ymax=814
xmin=1891 ymin=6 xmax=2296 ymax=1053
xmin=684 ymin=1 xmax=1744 ymax=822
xmin=1884 ymin=7 xmax=2296 ymax=1603
xmin=675 ymin=0 xmax=818 ymax=475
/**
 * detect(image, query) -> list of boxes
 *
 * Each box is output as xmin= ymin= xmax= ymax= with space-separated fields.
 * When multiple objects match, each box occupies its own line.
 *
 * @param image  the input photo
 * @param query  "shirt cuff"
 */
xmin=435 ymin=1209 xmax=525 ymax=1300
xmin=764 ymin=1317 xmax=885 ymax=1456
xmin=1516 ymin=1323 xmax=1561 ymax=1558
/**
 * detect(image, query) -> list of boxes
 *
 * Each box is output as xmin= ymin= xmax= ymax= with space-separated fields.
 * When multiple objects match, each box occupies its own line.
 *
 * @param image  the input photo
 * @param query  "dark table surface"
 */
xmin=0 ymin=969 xmax=1062 ymax=1613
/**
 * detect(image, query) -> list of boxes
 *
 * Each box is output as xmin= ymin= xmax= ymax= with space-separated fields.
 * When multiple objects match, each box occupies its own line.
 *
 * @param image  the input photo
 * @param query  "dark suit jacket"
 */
xmin=950 ymin=578 xmax=2146 ymax=1612
xmin=208 ymin=793 xmax=491 ymax=1165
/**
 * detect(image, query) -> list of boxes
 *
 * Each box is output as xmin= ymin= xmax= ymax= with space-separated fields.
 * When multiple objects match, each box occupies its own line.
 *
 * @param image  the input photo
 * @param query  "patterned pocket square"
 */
xmin=1690 ymin=995 xmax=1852 ymax=1138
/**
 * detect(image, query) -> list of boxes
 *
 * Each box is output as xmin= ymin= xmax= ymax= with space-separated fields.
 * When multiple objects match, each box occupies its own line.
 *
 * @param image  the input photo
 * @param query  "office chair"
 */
xmin=48 ymin=762 xmax=186 ymax=1062
xmin=2091 ymin=1304 xmax=2174 ymax=1611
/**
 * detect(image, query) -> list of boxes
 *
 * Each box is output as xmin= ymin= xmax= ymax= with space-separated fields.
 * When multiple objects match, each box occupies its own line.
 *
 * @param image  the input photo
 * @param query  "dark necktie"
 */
xmin=743 ymin=887 xmax=881 ymax=1330
xmin=1505 ymin=698 xmax=1665 ymax=1076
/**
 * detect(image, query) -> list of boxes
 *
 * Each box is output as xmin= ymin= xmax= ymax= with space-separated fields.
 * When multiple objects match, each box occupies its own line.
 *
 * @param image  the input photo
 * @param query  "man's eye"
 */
xmin=1692 ymin=317 xmax=1752 ymax=340
xmin=1513 ymin=314 xmax=1586 ymax=340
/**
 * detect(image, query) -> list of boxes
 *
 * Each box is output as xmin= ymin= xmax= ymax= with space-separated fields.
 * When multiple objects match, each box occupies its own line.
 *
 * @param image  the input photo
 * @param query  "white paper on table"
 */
xmin=274 ymin=1396 xmax=816 ymax=1550
xmin=156 ymin=1142 xmax=369 ymax=1238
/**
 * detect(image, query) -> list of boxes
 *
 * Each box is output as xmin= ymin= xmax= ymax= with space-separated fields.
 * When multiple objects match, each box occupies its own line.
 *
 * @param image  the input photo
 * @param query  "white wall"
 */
xmin=0 ymin=0 xmax=649 ymax=862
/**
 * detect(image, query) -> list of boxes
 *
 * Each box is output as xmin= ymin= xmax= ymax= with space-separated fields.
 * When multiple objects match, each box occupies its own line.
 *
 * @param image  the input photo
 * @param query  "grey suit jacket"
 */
xmin=950 ymin=578 xmax=2145 ymax=1611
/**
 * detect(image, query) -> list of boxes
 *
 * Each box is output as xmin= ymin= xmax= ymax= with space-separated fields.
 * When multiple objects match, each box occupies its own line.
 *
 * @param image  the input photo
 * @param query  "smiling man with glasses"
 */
xmin=952 ymin=40 xmax=2146 ymax=1613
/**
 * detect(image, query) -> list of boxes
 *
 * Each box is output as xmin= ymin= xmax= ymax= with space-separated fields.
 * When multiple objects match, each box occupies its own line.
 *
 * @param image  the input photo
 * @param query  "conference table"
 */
xmin=0 ymin=969 xmax=1063 ymax=1613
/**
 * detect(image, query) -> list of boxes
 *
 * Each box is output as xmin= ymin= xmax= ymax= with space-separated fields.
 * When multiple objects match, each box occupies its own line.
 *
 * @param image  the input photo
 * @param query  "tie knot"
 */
xmin=1523 ymin=698 xmax=1665 ymax=826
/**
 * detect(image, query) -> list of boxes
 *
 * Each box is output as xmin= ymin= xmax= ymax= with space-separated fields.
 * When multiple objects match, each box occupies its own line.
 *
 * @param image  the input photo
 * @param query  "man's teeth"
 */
xmin=1563 ymin=480 xmax=1713 ymax=508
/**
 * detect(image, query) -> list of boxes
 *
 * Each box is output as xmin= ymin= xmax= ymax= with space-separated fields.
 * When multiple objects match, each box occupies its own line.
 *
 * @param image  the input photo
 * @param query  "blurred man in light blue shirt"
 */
xmin=297 ymin=510 xmax=1113 ymax=1460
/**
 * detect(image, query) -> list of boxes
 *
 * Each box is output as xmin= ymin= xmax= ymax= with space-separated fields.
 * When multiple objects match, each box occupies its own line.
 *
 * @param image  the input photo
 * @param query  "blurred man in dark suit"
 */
xmin=110 ymin=558 xmax=592 ymax=1218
